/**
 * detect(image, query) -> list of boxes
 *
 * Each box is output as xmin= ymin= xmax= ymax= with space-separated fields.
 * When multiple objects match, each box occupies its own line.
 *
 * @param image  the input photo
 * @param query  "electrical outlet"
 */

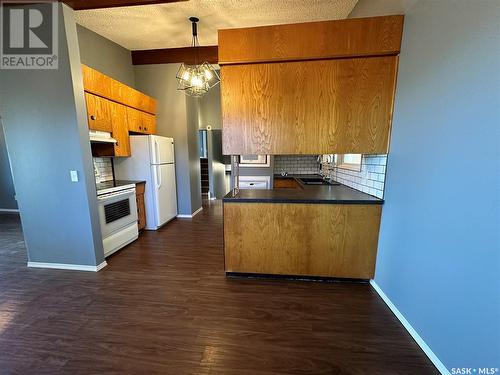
xmin=70 ymin=170 xmax=78 ymax=182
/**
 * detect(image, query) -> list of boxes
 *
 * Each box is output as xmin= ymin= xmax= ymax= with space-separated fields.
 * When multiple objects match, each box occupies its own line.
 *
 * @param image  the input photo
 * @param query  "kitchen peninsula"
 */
xmin=218 ymin=16 xmax=403 ymax=279
xmin=223 ymin=178 xmax=383 ymax=279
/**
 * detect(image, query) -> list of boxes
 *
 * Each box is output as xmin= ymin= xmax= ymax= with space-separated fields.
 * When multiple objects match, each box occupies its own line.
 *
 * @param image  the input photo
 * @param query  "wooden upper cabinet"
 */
xmin=219 ymin=16 xmax=403 ymax=155
xmin=111 ymin=81 xmax=157 ymax=115
xmin=221 ymin=56 xmax=398 ymax=155
xmin=110 ymin=102 xmax=131 ymax=157
xmin=82 ymin=64 xmax=157 ymax=115
xmin=82 ymin=65 xmax=112 ymax=98
xmin=126 ymin=107 xmax=156 ymax=135
xmin=126 ymin=106 xmax=142 ymax=133
xmin=218 ymin=16 xmax=404 ymax=65
xmin=141 ymin=112 xmax=156 ymax=135
xmin=85 ymin=92 xmax=112 ymax=132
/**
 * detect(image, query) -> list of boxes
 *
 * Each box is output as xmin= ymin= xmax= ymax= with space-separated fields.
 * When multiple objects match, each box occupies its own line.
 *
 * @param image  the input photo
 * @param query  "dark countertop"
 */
xmin=223 ymin=175 xmax=383 ymax=205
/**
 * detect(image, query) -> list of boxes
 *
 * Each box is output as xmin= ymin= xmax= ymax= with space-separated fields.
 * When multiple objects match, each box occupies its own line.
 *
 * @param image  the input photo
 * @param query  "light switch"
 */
xmin=70 ymin=170 xmax=78 ymax=182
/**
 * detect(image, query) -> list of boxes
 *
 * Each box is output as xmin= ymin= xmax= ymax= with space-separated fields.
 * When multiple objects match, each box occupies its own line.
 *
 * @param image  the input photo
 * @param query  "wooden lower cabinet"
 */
xmin=224 ymin=203 xmax=382 ymax=279
xmin=273 ymin=177 xmax=301 ymax=189
xmin=136 ymin=182 xmax=146 ymax=231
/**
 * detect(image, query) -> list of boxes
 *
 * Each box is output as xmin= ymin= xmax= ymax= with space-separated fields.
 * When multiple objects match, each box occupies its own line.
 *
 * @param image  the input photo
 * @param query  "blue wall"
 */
xmin=0 ymin=4 xmax=104 ymax=266
xmin=0 ymin=123 xmax=17 ymax=209
xmin=376 ymin=0 xmax=500 ymax=371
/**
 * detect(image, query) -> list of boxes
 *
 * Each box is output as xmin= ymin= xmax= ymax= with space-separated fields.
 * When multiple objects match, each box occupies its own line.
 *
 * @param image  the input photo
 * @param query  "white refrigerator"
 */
xmin=114 ymin=135 xmax=177 ymax=230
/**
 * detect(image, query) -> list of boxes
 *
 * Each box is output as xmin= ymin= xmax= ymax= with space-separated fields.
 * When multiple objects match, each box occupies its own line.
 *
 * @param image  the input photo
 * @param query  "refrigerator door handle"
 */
xmin=156 ymin=165 xmax=162 ymax=189
xmin=154 ymin=140 xmax=160 ymax=165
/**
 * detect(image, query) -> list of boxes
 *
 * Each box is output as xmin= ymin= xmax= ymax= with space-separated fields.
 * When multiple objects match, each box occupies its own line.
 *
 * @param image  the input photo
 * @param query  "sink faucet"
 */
xmin=280 ymin=169 xmax=288 ymax=177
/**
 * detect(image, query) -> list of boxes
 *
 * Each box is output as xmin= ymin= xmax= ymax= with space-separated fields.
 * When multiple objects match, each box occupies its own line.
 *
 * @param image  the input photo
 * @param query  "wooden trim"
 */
xmin=218 ymin=15 xmax=404 ymax=65
xmin=62 ymin=0 xmax=186 ymax=11
xmin=132 ymin=46 xmax=219 ymax=65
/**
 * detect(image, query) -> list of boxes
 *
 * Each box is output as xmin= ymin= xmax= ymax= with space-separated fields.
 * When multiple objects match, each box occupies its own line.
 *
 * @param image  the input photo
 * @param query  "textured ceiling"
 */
xmin=75 ymin=0 xmax=359 ymax=50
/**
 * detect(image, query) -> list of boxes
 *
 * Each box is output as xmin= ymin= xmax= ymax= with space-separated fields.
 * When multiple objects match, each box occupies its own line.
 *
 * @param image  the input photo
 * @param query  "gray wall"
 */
xmin=197 ymin=82 xmax=222 ymax=130
xmin=0 ymin=4 xmax=105 ymax=266
xmin=207 ymin=130 xmax=228 ymax=198
xmin=186 ymin=97 xmax=202 ymax=211
xmin=133 ymin=64 xmax=201 ymax=215
xmin=352 ymin=0 xmax=500 ymax=371
xmin=76 ymin=24 xmax=135 ymax=87
xmin=196 ymin=84 xmax=228 ymax=198
xmin=0 ymin=122 xmax=16 ymax=209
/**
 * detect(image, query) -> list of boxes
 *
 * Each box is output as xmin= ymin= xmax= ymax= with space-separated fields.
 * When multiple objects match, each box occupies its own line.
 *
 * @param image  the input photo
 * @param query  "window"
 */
xmin=335 ymin=154 xmax=362 ymax=171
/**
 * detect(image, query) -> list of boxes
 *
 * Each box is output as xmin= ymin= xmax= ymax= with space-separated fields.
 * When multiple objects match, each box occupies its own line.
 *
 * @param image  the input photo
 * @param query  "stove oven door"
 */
xmin=97 ymin=188 xmax=137 ymax=238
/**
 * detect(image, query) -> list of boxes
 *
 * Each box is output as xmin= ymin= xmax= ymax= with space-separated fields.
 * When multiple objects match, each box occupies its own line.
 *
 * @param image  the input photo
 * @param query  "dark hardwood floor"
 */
xmin=0 ymin=202 xmax=438 ymax=374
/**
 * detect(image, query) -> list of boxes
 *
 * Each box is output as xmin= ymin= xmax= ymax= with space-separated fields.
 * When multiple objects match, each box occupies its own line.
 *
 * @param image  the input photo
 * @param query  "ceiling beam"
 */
xmin=63 ymin=0 xmax=187 ymax=11
xmin=132 ymin=46 xmax=218 ymax=65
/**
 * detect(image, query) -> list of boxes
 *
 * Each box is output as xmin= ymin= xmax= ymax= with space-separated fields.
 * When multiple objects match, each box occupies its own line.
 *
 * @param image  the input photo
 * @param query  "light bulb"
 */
xmin=204 ymin=69 xmax=213 ymax=80
xmin=182 ymin=70 xmax=190 ymax=81
xmin=191 ymin=75 xmax=203 ymax=88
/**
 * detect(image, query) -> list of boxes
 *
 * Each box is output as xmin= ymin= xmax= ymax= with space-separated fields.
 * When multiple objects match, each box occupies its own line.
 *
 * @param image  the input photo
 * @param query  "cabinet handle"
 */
xmin=90 ymin=115 xmax=96 ymax=120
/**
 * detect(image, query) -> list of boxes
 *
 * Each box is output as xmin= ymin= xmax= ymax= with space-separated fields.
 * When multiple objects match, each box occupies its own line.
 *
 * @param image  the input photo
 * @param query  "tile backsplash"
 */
xmin=322 ymin=154 xmax=387 ymax=199
xmin=274 ymin=155 xmax=320 ymax=175
xmin=93 ymin=157 xmax=113 ymax=183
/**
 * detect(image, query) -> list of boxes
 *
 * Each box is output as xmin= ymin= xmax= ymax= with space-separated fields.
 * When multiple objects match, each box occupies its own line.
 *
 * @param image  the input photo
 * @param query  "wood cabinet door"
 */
xmin=221 ymin=56 xmax=398 ymax=155
xmin=110 ymin=102 xmax=131 ymax=157
xmin=85 ymin=93 xmax=112 ymax=132
xmin=136 ymin=191 xmax=146 ymax=231
xmin=82 ymin=65 xmax=112 ymax=98
xmin=141 ymin=112 xmax=156 ymax=134
xmin=126 ymin=106 xmax=143 ymax=133
xmin=127 ymin=107 xmax=156 ymax=134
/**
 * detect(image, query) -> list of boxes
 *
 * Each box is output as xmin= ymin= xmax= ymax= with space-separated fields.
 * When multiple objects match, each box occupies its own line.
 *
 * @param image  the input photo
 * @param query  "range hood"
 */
xmin=89 ymin=130 xmax=117 ymax=144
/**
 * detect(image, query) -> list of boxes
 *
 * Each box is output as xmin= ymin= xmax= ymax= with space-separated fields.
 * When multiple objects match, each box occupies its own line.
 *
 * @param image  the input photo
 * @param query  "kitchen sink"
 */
xmin=298 ymin=177 xmax=340 ymax=186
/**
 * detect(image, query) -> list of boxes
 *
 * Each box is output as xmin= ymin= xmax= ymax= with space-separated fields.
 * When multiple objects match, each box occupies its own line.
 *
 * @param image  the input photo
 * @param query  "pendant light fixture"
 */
xmin=176 ymin=17 xmax=220 ymax=97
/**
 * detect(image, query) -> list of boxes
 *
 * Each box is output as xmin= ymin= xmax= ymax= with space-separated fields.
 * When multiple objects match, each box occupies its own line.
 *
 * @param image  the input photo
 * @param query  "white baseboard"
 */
xmin=28 ymin=260 xmax=108 ymax=272
xmin=191 ymin=206 xmax=203 ymax=217
xmin=370 ymin=280 xmax=450 ymax=375
xmin=0 ymin=208 xmax=19 ymax=213
xmin=177 ymin=206 xmax=203 ymax=218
